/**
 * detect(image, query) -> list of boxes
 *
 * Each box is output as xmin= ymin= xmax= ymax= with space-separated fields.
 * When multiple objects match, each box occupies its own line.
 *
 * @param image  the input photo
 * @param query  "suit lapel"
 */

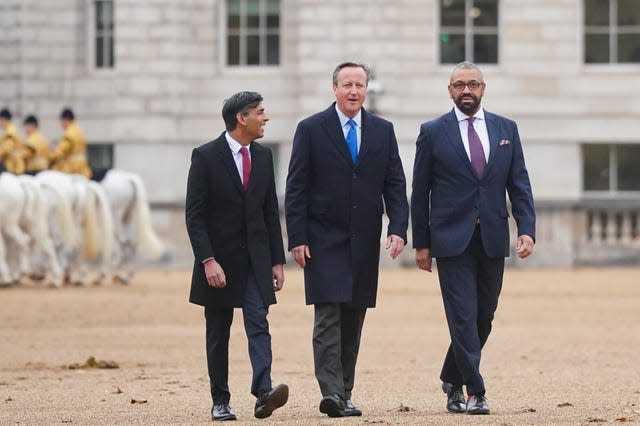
xmin=215 ymin=136 xmax=244 ymax=194
xmin=483 ymin=112 xmax=501 ymax=177
xmin=443 ymin=109 xmax=475 ymax=178
xmin=246 ymin=143 xmax=265 ymax=193
xmin=355 ymin=108 xmax=371 ymax=168
xmin=320 ymin=104 xmax=355 ymax=166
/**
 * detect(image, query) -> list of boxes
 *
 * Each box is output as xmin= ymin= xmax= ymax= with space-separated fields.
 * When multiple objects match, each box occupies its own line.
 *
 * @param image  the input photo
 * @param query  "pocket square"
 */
xmin=499 ymin=139 xmax=510 ymax=146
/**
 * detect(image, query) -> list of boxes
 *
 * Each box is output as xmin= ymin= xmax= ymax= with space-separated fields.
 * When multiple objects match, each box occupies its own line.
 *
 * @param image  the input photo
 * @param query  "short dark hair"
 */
xmin=0 ymin=107 xmax=11 ymax=120
xmin=24 ymin=114 xmax=38 ymax=126
xmin=222 ymin=91 xmax=263 ymax=132
xmin=332 ymin=62 xmax=371 ymax=86
xmin=60 ymin=107 xmax=75 ymax=120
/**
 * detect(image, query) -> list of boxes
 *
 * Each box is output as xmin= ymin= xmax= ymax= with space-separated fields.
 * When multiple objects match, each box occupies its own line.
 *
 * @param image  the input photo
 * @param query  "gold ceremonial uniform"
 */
xmin=24 ymin=129 xmax=51 ymax=173
xmin=0 ymin=122 xmax=26 ymax=174
xmin=50 ymin=121 xmax=92 ymax=178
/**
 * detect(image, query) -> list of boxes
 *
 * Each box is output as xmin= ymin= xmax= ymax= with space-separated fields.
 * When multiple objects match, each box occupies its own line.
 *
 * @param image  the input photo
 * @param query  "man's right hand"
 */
xmin=204 ymin=258 xmax=226 ymax=288
xmin=415 ymin=248 xmax=433 ymax=272
xmin=291 ymin=245 xmax=311 ymax=268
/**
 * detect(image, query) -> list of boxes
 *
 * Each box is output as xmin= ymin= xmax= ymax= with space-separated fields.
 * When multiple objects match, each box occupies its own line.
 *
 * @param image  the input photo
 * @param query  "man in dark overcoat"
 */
xmin=186 ymin=91 xmax=289 ymax=421
xmin=285 ymin=62 xmax=409 ymax=418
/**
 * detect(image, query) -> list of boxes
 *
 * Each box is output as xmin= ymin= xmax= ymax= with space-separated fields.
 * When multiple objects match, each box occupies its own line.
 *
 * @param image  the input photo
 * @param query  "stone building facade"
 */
xmin=1 ymin=0 xmax=639 ymax=266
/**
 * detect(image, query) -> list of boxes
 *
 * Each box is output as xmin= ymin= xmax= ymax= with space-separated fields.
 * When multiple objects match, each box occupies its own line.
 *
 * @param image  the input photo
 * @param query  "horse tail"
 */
xmin=81 ymin=181 xmax=101 ymax=261
xmin=87 ymin=180 xmax=114 ymax=271
xmin=128 ymin=173 xmax=165 ymax=259
xmin=39 ymin=181 xmax=76 ymax=250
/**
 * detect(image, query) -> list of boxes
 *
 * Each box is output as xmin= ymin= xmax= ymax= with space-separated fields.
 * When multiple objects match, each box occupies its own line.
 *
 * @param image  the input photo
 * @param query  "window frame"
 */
xmin=87 ymin=0 xmax=115 ymax=72
xmin=582 ymin=143 xmax=640 ymax=197
xmin=221 ymin=0 xmax=282 ymax=69
xmin=437 ymin=0 xmax=501 ymax=66
xmin=583 ymin=0 xmax=640 ymax=65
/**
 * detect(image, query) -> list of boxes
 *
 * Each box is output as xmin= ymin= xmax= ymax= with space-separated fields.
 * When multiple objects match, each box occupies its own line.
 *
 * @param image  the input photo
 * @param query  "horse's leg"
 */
xmin=4 ymin=223 xmax=31 ymax=282
xmin=0 ymin=234 xmax=13 ymax=286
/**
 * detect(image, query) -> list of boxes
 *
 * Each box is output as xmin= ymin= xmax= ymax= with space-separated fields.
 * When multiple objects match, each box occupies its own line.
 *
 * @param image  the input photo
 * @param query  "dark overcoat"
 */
xmin=285 ymin=104 xmax=409 ymax=308
xmin=185 ymin=133 xmax=286 ymax=308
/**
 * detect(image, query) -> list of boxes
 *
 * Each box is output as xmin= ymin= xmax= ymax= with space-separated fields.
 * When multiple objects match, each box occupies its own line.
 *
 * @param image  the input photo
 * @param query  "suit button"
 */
xmin=351 ymin=234 xmax=356 ymax=239
xmin=352 ymin=173 xmax=358 ymax=179
xmin=352 ymin=204 xmax=357 ymax=209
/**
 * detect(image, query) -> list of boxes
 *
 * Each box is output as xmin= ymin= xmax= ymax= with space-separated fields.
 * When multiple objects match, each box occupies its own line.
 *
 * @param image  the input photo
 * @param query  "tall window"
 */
xmin=87 ymin=143 xmax=114 ymax=171
xmin=226 ymin=0 xmax=280 ymax=66
xmin=95 ymin=0 xmax=114 ymax=68
xmin=584 ymin=0 xmax=640 ymax=63
xmin=583 ymin=144 xmax=640 ymax=192
xmin=440 ymin=0 xmax=499 ymax=64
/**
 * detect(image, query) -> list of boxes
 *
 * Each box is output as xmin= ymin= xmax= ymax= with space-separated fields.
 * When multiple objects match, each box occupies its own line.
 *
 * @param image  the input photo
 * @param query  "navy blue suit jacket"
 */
xmin=411 ymin=109 xmax=535 ymax=258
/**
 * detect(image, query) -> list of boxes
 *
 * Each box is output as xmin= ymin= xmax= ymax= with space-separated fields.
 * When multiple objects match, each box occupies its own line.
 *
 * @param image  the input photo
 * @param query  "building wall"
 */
xmin=1 ymin=0 xmax=639 ymax=266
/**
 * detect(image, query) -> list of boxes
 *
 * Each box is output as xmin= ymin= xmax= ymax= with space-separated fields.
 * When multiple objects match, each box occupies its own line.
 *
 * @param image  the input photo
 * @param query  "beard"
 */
xmin=455 ymin=94 xmax=481 ymax=114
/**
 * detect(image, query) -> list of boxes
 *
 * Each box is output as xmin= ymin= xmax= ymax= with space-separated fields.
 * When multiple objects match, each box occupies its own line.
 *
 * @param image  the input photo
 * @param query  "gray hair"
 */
xmin=450 ymin=62 xmax=484 ymax=82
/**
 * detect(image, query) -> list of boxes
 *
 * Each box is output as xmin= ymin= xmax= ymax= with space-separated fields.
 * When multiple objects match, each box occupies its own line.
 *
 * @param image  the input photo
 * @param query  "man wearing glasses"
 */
xmin=411 ymin=62 xmax=536 ymax=415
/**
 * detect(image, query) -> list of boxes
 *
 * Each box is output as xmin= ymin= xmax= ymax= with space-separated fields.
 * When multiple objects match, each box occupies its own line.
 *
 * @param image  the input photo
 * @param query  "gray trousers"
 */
xmin=313 ymin=303 xmax=367 ymax=400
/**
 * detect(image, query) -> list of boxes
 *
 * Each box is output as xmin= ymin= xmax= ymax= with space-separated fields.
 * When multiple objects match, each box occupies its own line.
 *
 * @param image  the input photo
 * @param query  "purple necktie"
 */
xmin=467 ymin=117 xmax=486 ymax=179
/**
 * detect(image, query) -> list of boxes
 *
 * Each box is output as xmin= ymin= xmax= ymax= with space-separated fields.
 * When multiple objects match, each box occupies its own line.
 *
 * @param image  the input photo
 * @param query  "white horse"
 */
xmin=100 ymin=169 xmax=168 ymax=284
xmin=0 ymin=172 xmax=31 ymax=285
xmin=16 ymin=175 xmax=71 ymax=287
xmin=34 ymin=171 xmax=114 ymax=285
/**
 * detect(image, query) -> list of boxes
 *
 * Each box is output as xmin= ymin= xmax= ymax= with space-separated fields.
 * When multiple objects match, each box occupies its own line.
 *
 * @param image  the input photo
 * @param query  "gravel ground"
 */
xmin=1 ymin=267 xmax=639 ymax=425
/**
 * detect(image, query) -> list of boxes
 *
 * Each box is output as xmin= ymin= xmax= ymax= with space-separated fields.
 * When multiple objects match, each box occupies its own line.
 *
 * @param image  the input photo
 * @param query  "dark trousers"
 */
xmin=436 ymin=225 xmax=504 ymax=396
xmin=204 ymin=270 xmax=272 ymax=405
xmin=313 ymin=303 xmax=367 ymax=400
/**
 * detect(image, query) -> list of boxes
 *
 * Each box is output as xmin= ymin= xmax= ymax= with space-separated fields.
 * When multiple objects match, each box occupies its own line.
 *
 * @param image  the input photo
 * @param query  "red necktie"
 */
xmin=240 ymin=146 xmax=251 ymax=190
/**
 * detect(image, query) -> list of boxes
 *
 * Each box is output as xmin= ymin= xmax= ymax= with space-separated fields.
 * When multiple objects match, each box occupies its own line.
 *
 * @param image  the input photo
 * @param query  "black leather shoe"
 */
xmin=345 ymin=399 xmax=362 ymax=416
xmin=212 ymin=403 xmax=237 ymax=421
xmin=254 ymin=384 xmax=289 ymax=419
xmin=319 ymin=394 xmax=346 ymax=418
xmin=466 ymin=394 xmax=490 ymax=415
xmin=442 ymin=382 xmax=466 ymax=413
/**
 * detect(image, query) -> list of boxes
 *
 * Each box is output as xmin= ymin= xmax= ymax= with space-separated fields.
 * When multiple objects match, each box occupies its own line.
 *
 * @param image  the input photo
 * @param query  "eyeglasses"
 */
xmin=450 ymin=80 xmax=484 ymax=91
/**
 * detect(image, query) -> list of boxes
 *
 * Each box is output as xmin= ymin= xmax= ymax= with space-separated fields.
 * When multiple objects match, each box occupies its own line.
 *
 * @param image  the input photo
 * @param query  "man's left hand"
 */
xmin=386 ymin=234 xmax=405 ymax=260
xmin=272 ymin=264 xmax=285 ymax=291
xmin=516 ymin=235 xmax=535 ymax=259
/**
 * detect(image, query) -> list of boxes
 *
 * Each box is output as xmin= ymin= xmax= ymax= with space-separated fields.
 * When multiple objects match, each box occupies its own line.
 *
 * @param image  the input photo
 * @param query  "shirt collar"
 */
xmin=225 ymin=131 xmax=250 ymax=154
xmin=335 ymin=105 xmax=362 ymax=128
xmin=454 ymin=106 xmax=485 ymax=123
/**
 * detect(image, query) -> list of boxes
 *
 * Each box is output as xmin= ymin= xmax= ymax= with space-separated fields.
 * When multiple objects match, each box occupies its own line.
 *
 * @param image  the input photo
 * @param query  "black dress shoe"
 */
xmin=319 ymin=394 xmax=346 ymax=418
xmin=254 ymin=384 xmax=289 ymax=419
xmin=466 ymin=394 xmax=490 ymax=415
xmin=212 ymin=403 xmax=237 ymax=421
xmin=345 ymin=399 xmax=362 ymax=416
xmin=442 ymin=382 xmax=466 ymax=414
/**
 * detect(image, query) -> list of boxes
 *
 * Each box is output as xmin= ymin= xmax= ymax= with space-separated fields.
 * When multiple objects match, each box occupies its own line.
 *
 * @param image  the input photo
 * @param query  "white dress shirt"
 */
xmin=225 ymin=131 xmax=251 ymax=180
xmin=454 ymin=106 xmax=490 ymax=163
xmin=335 ymin=105 xmax=362 ymax=153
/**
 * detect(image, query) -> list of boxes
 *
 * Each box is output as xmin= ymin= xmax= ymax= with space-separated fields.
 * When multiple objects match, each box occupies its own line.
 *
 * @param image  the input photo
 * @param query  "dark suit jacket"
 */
xmin=285 ymin=104 xmax=409 ymax=308
xmin=185 ymin=133 xmax=286 ymax=308
xmin=411 ymin=109 xmax=535 ymax=258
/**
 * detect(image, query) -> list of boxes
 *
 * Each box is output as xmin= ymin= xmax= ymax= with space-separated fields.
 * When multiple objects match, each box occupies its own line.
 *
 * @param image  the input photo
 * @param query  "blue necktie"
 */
xmin=345 ymin=119 xmax=358 ymax=163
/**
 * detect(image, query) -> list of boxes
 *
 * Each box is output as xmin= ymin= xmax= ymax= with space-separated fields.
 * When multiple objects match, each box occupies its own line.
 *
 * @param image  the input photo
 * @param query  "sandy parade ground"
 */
xmin=1 ymin=267 xmax=639 ymax=425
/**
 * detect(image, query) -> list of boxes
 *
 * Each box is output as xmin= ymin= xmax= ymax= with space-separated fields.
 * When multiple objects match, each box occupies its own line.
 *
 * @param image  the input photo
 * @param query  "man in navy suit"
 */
xmin=411 ymin=62 xmax=535 ymax=415
xmin=186 ymin=91 xmax=289 ymax=421
xmin=286 ymin=62 xmax=409 ymax=418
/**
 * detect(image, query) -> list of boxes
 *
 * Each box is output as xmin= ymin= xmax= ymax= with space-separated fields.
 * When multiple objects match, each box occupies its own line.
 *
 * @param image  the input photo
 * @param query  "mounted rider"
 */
xmin=0 ymin=108 xmax=27 ymax=174
xmin=23 ymin=115 xmax=51 ymax=174
xmin=50 ymin=108 xmax=92 ymax=178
